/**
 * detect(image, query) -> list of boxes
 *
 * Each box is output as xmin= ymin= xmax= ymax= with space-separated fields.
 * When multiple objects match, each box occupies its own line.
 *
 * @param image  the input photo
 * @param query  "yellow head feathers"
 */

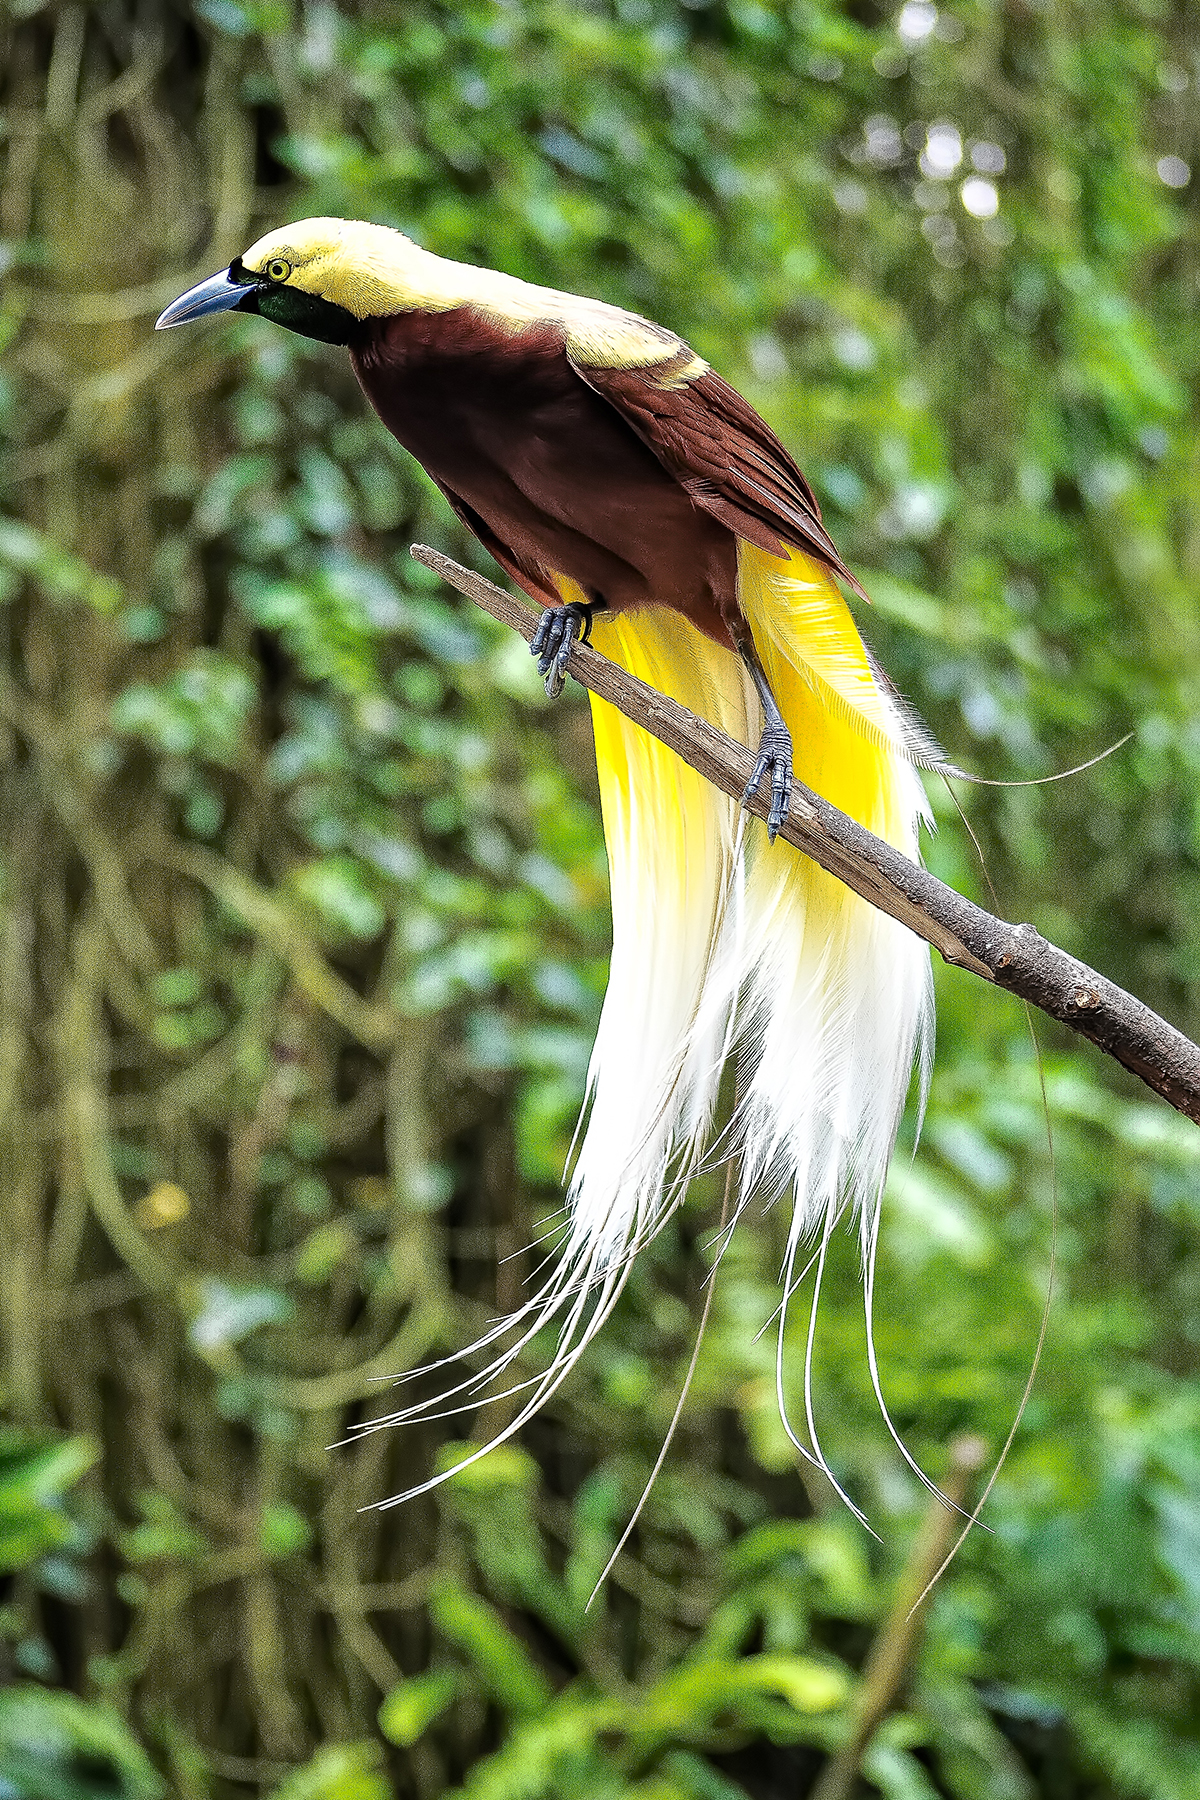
xmin=239 ymin=218 xmax=447 ymax=322
xmin=238 ymin=217 xmax=705 ymax=373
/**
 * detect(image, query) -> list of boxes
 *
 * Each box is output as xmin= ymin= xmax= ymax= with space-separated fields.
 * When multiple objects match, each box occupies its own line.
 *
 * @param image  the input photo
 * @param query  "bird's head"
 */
xmin=155 ymin=218 xmax=447 ymax=343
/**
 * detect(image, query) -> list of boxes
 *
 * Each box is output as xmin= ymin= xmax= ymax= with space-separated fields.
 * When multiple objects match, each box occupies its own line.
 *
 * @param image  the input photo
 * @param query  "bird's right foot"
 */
xmin=733 ymin=626 xmax=794 ymax=842
xmin=530 ymin=600 xmax=595 ymax=698
xmin=744 ymin=717 xmax=794 ymax=842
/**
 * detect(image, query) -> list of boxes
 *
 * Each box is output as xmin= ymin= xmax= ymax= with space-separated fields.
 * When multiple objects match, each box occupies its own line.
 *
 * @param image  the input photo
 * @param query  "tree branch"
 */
xmin=412 ymin=545 xmax=1200 ymax=1127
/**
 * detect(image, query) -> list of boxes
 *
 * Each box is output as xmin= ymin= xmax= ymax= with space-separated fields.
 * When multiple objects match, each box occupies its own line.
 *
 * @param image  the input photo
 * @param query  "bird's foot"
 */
xmin=530 ymin=601 xmax=596 ymax=699
xmin=743 ymin=718 xmax=793 ymax=842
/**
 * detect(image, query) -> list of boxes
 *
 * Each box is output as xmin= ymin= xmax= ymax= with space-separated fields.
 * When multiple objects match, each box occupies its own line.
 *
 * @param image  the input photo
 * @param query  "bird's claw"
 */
xmin=531 ymin=601 xmax=594 ymax=699
xmin=743 ymin=720 xmax=793 ymax=842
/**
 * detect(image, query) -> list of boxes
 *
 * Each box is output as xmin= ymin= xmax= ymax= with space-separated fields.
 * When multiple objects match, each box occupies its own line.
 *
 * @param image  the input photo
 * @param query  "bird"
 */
xmin=158 ymin=219 xmax=936 ymax=1505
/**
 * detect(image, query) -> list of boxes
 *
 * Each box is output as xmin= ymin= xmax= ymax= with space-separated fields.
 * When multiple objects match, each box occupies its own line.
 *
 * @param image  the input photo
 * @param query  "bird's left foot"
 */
xmin=744 ymin=719 xmax=793 ymax=842
xmin=530 ymin=601 xmax=596 ymax=699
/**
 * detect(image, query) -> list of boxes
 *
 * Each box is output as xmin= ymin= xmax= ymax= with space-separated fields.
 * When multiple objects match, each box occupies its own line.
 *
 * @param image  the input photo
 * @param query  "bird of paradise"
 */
xmin=160 ymin=219 xmax=940 ymax=1515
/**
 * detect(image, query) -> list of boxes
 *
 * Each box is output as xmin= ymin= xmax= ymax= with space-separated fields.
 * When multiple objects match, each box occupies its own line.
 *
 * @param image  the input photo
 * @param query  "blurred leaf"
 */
xmin=290 ymin=857 xmax=386 ymax=940
xmin=0 ymin=1688 xmax=164 ymax=1800
xmin=112 ymin=652 xmax=256 ymax=764
xmin=378 ymin=1669 xmax=461 ymax=1747
xmin=119 ymin=1492 xmax=208 ymax=1565
xmin=431 ymin=1584 xmax=553 ymax=1716
xmin=436 ymin=1441 xmax=539 ymax=1495
xmin=188 ymin=1280 xmax=294 ymax=1351
xmin=260 ymin=1502 xmax=312 ymax=1559
xmin=265 ymin=1742 xmax=390 ymax=1800
xmin=0 ymin=517 xmax=122 ymax=611
xmin=0 ymin=1430 xmax=96 ymax=1576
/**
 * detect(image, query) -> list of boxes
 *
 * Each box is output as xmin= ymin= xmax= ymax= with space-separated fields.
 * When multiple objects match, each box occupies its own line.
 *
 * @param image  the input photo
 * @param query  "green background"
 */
xmin=1 ymin=0 xmax=1199 ymax=1794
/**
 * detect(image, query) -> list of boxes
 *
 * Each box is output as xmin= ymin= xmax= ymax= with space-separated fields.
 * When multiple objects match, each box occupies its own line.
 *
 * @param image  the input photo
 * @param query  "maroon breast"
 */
xmin=351 ymin=307 xmax=738 ymax=646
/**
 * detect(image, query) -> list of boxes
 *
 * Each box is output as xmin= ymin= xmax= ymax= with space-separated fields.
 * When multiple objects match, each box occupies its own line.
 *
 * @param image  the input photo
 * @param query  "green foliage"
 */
xmin=0 ymin=518 xmax=123 ymax=613
xmin=2 ymin=0 xmax=1199 ymax=1797
xmin=0 ymin=1424 xmax=97 ymax=1698
xmin=111 ymin=653 xmax=258 ymax=766
xmin=0 ymin=1428 xmax=96 ymax=1578
xmin=266 ymin=1743 xmax=391 ymax=1800
xmin=0 ymin=1688 xmax=164 ymax=1800
xmin=378 ymin=1672 xmax=463 ymax=1750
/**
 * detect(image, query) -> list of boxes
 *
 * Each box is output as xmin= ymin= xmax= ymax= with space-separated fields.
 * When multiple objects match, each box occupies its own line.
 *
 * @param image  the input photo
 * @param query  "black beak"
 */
xmin=155 ymin=268 xmax=258 ymax=330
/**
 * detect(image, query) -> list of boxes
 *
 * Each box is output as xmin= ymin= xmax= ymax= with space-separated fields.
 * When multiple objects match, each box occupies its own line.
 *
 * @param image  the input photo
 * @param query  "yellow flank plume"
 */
xmin=738 ymin=541 xmax=910 ymax=840
xmin=558 ymin=545 xmax=931 ymax=1294
xmin=556 ymin=578 xmax=752 ymax=1266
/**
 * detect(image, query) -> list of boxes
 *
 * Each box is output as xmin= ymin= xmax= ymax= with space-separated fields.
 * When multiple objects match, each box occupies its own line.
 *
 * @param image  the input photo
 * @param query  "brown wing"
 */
xmin=567 ymin=346 xmax=866 ymax=600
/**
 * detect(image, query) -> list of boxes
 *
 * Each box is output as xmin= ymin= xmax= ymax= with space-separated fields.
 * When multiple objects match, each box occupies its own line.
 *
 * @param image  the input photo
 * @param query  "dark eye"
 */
xmin=266 ymin=258 xmax=291 ymax=282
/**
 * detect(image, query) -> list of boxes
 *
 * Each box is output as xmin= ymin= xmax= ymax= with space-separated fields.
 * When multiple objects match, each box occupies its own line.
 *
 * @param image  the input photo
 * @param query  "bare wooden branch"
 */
xmin=412 ymin=544 xmax=1200 ymax=1127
